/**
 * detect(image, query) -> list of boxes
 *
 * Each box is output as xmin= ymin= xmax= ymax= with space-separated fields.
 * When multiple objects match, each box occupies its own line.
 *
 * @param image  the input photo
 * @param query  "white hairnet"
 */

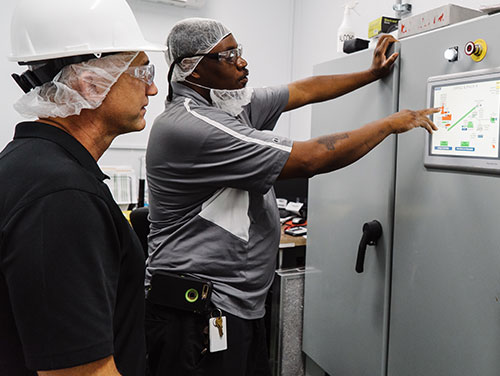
xmin=14 ymin=52 xmax=138 ymax=119
xmin=166 ymin=18 xmax=231 ymax=83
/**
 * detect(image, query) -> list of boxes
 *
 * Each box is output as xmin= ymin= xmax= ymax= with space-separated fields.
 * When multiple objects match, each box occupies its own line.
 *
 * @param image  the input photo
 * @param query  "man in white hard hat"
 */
xmin=0 ymin=0 xmax=165 ymax=375
xmin=144 ymin=18 xmax=438 ymax=376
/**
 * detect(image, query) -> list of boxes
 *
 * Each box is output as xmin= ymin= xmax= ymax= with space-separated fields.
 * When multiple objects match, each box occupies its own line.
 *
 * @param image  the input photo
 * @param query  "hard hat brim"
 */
xmin=9 ymin=42 xmax=167 ymax=63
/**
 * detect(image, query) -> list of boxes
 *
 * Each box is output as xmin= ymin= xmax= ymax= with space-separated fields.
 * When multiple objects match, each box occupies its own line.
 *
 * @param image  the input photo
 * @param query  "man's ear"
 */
xmin=75 ymin=71 xmax=106 ymax=103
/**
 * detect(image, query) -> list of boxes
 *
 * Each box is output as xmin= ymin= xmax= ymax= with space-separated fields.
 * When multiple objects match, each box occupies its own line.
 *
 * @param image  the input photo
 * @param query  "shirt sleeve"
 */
xmin=2 ymin=189 xmax=120 ymax=371
xmin=245 ymin=85 xmax=289 ymax=131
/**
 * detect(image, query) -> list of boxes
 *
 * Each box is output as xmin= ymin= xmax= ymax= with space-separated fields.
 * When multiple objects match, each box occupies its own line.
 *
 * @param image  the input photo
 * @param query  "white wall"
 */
xmin=1 ymin=0 xmax=495 ymax=172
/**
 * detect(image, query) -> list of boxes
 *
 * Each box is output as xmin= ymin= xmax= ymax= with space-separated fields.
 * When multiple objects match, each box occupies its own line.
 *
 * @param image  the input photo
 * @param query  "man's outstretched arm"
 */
xmin=284 ymin=34 xmax=399 ymax=112
xmin=279 ymin=107 xmax=439 ymax=179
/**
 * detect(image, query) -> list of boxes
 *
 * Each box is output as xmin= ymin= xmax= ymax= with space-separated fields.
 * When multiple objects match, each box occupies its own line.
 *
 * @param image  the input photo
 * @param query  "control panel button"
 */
xmin=444 ymin=46 xmax=459 ymax=61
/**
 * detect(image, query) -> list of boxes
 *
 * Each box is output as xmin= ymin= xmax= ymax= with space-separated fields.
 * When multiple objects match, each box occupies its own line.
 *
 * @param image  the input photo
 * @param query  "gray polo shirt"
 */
xmin=145 ymin=83 xmax=292 ymax=319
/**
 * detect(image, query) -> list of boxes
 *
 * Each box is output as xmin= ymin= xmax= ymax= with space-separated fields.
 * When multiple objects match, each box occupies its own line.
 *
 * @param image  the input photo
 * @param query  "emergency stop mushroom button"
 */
xmin=464 ymin=41 xmax=476 ymax=55
xmin=464 ymin=39 xmax=488 ymax=62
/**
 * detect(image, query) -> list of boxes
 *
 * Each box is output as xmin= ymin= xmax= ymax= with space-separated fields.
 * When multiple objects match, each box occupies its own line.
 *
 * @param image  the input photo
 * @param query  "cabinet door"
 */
xmin=303 ymin=47 xmax=399 ymax=376
xmin=389 ymin=13 xmax=500 ymax=376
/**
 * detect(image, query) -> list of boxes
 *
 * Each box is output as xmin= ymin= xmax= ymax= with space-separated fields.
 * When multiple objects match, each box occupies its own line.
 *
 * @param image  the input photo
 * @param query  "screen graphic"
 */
xmin=430 ymin=79 xmax=500 ymax=158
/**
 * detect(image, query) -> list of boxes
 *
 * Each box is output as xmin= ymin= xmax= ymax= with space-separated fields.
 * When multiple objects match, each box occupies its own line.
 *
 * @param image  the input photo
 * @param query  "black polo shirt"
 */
xmin=0 ymin=122 xmax=146 ymax=375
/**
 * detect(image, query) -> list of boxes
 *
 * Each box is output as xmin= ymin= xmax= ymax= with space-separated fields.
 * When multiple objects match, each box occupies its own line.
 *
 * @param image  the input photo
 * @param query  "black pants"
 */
xmin=145 ymin=300 xmax=272 ymax=376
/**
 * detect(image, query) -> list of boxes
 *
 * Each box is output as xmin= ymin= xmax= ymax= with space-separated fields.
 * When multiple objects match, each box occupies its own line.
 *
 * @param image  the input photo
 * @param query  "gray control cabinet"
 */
xmin=303 ymin=47 xmax=399 ymax=376
xmin=304 ymin=13 xmax=500 ymax=376
xmin=389 ymin=14 xmax=500 ymax=376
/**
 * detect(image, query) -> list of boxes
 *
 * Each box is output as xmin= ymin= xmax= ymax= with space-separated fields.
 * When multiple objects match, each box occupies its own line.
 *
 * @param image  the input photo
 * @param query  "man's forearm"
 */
xmin=280 ymin=118 xmax=390 ymax=179
xmin=278 ymin=107 xmax=438 ymax=180
xmin=285 ymin=70 xmax=376 ymax=111
xmin=284 ymin=35 xmax=399 ymax=113
xmin=284 ymin=70 xmax=378 ymax=112
xmin=312 ymin=118 xmax=391 ymax=173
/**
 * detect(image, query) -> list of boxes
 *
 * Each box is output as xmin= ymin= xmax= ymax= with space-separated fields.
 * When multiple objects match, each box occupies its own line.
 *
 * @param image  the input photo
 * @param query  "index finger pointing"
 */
xmin=420 ymin=107 xmax=441 ymax=115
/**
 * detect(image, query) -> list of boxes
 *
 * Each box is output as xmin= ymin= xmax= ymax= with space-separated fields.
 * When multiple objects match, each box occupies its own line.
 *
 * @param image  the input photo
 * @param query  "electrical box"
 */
xmin=398 ymin=4 xmax=483 ymax=39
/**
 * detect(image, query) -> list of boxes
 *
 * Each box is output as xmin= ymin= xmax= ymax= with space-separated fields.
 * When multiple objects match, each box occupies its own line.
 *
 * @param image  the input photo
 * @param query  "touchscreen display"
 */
xmin=430 ymin=79 xmax=500 ymax=158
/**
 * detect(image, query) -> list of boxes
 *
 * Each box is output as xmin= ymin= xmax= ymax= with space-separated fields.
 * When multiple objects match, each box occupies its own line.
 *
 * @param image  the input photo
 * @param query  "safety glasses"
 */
xmin=125 ymin=64 xmax=155 ymax=85
xmin=203 ymin=44 xmax=243 ymax=64
xmin=166 ymin=44 xmax=244 ymax=101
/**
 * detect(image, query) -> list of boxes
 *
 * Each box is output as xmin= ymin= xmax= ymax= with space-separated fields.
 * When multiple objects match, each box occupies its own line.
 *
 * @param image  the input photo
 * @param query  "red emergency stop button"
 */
xmin=464 ymin=41 xmax=475 ymax=56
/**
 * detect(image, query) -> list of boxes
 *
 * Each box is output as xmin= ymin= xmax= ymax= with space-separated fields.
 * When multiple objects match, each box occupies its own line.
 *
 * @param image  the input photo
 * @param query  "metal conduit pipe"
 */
xmin=393 ymin=0 xmax=412 ymax=18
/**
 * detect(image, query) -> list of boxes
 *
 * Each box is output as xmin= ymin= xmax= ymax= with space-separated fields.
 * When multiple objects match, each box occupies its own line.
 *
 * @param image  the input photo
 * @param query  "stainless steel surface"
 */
xmin=269 ymin=269 xmax=305 ymax=376
xmin=398 ymin=5 xmax=483 ymax=39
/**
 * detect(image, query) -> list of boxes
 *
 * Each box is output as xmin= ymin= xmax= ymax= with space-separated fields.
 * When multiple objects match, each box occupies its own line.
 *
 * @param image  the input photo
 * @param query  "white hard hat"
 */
xmin=9 ymin=0 xmax=166 ymax=62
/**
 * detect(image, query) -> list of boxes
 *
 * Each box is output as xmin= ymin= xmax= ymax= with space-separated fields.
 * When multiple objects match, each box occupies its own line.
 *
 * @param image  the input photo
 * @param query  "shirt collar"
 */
xmin=14 ymin=121 xmax=108 ymax=181
xmin=170 ymin=81 xmax=212 ymax=107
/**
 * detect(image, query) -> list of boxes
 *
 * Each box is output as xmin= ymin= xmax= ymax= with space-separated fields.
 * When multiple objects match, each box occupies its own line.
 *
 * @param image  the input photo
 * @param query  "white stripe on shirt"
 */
xmin=183 ymin=98 xmax=292 ymax=153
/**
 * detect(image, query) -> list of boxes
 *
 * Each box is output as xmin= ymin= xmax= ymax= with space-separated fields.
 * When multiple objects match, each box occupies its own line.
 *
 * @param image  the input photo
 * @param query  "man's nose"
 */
xmin=236 ymin=56 xmax=247 ymax=69
xmin=147 ymin=81 xmax=159 ymax=96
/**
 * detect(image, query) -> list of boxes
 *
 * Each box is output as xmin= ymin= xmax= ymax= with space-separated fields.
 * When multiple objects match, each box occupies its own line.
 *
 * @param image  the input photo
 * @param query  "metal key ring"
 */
xmin=210 ymin=308 xmax=222 ymax=319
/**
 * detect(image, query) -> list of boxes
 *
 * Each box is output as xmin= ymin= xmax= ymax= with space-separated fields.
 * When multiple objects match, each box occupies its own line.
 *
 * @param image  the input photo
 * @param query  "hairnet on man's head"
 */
xmin=166 ymin=18 xmax=231 ymax=82
xmin=13 ymin=52 xmax=138 ymax=119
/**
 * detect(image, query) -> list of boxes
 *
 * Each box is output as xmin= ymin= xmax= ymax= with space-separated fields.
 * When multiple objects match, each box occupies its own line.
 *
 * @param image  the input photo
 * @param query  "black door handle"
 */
xmin=355 ymin=220 xmax=383 ymax=273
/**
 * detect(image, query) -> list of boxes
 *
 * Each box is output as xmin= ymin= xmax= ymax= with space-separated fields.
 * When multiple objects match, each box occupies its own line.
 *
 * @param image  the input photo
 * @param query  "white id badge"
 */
xmin=209 ymin=316 xmax=228 ymax=352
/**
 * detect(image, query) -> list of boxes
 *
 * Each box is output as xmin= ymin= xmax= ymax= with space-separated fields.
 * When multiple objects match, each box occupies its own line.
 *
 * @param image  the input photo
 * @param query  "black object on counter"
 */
xmin=343 ymin=38 xmax=370 ymax=54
